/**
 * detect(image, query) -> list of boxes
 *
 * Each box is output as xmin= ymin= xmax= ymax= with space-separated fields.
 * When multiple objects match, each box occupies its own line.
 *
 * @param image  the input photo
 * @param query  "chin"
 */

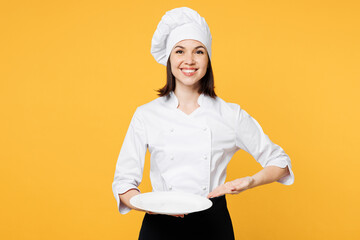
xmin=177 ymin=79 xmax=201 ymax=87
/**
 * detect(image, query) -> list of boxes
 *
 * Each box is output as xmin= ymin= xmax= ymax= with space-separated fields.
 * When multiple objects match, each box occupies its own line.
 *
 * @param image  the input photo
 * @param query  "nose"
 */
xmin=184 ymin=52 xmax=195 ymax=65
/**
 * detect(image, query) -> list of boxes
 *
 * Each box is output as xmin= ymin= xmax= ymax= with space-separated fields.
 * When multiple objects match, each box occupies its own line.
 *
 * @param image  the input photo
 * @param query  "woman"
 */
xmin=112 ymin=7 xmax=294 ymax=240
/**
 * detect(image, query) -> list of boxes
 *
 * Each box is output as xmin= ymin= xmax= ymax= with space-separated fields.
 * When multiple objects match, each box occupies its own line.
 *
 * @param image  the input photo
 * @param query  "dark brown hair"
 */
xmin=155 ymin=55 xmax=217 ymax=98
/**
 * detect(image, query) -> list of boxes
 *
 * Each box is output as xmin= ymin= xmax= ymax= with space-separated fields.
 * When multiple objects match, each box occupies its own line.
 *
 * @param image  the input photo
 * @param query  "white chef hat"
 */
xmin=151 ymin=7 xmax=212 ymax=66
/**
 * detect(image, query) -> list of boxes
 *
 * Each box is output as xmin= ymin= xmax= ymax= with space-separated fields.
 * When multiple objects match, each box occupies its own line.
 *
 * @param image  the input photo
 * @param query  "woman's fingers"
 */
xmin=207 ymin=186 xmax=221 ymax=198
xmin=207 ymin=183 xmax=233 ymax=198
xmin=208 ymin=177 xmax=254 ymax=198
xmin=168 ymin=214 xmax=185 ymax=218
xmin=146 ymin=211 xmax=158 ymax=215
xmin=147 ymin=211 xmax=187 ymax=218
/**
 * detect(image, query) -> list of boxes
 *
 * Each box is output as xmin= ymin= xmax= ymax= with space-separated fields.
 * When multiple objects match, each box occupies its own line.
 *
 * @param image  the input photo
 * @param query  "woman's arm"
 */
xmin=234 ymin=107 xmax=295 ymax=187
xmin=207 ymin=165 xmax=290 ymax=198
xmin=112 ymin=109 xmax=148 ymax=214
xmin=249 ymin=165 xmax=290 ymax=189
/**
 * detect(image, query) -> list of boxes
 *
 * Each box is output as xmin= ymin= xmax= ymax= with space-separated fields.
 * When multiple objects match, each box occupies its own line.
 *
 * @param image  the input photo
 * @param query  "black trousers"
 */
xmin=138 ymin=195 xmax=235 ymax=240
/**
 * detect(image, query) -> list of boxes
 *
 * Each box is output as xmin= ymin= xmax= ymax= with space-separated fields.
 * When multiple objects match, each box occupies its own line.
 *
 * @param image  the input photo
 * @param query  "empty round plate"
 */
xmin=130 ymin=191 xmax=212 ymax=215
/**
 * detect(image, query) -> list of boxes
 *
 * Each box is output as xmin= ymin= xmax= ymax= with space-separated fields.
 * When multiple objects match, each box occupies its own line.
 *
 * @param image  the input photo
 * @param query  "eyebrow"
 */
xmin=174 ymin=45 xmax=205 ymax=49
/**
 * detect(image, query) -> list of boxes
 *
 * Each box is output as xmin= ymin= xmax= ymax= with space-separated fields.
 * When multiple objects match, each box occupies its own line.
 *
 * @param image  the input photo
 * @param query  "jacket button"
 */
xmin=203 ymin=154 xmax=207 ymax=160
xmin=202 ymin=186 xmax=207 ymax=190
xmin=169 ymin=185 xmax=172 ymax=190
xmin=170 ymin=128 xmax=174 ymax=133
xmin=170 ymin=155 xmax=174 ymax=160
xmin=203 ymin=127 xmax=207 ymax=131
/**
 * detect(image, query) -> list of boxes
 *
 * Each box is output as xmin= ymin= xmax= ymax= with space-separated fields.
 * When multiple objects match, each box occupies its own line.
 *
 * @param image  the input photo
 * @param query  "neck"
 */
xmin=173 ymin=85 xmax=201 ymax=108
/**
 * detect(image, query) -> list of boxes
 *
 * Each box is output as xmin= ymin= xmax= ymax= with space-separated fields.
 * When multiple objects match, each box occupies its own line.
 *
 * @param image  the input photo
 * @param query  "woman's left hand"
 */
xmin=207 ymin=176 xmax=255 ymax=198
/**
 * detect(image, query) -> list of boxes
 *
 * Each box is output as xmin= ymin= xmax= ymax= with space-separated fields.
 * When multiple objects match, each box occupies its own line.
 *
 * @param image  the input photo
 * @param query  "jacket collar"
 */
xmin=166 ymin=91 xmax=206 ymax=109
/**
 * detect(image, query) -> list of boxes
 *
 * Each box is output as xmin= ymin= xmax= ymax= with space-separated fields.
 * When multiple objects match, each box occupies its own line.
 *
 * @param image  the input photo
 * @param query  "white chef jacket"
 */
xmin=112 ymin=91 xmax=294 ymax=214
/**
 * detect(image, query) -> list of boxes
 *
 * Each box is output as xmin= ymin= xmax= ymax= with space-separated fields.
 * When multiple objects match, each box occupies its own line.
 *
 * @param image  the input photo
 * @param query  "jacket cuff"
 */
xmin=114 ymin=184 xmax=141 ymax=214
xmin=265 ymin=159 xmax=294 ymax=185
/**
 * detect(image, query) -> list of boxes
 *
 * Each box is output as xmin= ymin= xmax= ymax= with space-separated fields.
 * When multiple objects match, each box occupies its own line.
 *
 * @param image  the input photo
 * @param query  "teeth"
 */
xmin=182 ymin=69 xmax=196 ymax=73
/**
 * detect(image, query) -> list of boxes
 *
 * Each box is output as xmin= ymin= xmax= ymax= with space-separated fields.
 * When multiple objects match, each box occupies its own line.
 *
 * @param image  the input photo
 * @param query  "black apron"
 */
xmin=138 ymin=195 xmax=235 ymax=240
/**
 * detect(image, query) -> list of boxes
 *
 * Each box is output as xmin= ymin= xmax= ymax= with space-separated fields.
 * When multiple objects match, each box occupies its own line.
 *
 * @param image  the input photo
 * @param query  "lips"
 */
xmin=181 ymin=68 xmax=198 ymax=76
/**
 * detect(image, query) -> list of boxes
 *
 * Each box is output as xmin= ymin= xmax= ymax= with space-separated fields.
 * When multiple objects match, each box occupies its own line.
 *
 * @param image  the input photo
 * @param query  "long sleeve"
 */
xmin=235 ymin=106 xmax=294 ymax=185
xmin=112 ymin=108 xmax=148 ymax=214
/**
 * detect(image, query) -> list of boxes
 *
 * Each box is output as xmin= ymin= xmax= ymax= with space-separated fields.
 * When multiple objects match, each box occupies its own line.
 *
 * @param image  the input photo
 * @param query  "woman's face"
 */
xmin=169 ymin=39 xmax=209 ymax=89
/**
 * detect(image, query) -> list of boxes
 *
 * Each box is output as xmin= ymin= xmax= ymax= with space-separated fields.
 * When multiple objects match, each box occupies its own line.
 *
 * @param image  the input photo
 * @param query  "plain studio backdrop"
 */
xmin=0 ymin=0 xmax=359 ymax=239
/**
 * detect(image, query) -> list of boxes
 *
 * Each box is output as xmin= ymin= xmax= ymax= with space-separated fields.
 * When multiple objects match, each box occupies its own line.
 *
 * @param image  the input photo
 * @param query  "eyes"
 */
xmin=175 ymin=49 xmax=205 ymax=55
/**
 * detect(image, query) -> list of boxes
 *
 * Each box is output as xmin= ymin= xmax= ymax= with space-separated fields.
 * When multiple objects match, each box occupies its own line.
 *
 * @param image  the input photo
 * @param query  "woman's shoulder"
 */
xmin=205 ymin=95 xmax=243 ymax=127
xmin=212 ymin=94 xmax=242 ymax=113
xmin=134 ymin=95 xmax=168 ymax=114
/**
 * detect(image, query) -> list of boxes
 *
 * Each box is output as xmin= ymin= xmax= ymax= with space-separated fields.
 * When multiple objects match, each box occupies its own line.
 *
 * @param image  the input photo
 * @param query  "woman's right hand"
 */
xmin=146 ymin=211 xmax=185 ymax=218
xmin=119 ymin=188 xmax=141 ymax=210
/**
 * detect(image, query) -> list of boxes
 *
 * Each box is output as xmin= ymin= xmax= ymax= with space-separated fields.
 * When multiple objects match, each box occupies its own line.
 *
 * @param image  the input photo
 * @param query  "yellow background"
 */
xmin=1 ymin=0 xmax=359 ymax=239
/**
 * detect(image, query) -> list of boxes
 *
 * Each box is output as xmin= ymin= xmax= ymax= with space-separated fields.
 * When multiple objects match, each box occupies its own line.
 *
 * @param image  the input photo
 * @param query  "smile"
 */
xmin=181 ymin=68 xmax=198 ymax=76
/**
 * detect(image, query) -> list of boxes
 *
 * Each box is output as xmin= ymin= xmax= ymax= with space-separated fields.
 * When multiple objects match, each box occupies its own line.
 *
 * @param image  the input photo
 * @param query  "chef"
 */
xmin=112 ymin=6 xmax=294 ymax=240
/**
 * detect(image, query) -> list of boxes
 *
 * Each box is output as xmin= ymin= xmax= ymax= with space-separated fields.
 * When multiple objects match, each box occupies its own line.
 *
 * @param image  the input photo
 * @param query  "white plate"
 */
xmin=130 ymin=191 xmax=213 ymax=215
